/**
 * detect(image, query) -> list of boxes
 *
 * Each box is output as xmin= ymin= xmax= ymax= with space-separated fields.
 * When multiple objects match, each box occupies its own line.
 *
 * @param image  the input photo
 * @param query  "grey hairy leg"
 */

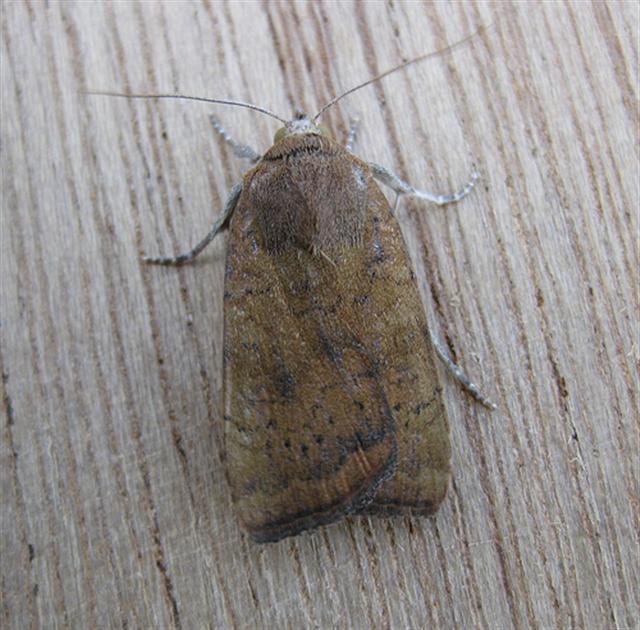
xmin=143 ymin=183 xmax=242 ymax=266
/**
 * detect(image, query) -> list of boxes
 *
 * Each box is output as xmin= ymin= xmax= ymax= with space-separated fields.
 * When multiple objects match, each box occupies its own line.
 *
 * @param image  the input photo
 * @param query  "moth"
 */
xmin=94 ymin=29 xmax=495 ymax=542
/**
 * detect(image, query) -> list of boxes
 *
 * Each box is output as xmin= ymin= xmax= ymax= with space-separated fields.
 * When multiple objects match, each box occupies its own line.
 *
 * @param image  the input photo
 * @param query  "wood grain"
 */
xmin=1 ymin=1 xmax=637 ymax=628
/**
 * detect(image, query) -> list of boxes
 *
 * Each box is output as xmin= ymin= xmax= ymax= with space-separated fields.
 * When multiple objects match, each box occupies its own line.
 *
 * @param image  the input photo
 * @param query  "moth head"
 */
xmin=273 ymin=111 xmax=332 ymax=143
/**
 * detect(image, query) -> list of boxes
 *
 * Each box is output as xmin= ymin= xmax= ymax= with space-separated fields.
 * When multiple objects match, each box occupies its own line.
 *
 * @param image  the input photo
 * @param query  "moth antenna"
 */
xmin=312 ymin=22 xmax=493 ymax=122
xmin=82 ymin=91 xmax=288 ymax=124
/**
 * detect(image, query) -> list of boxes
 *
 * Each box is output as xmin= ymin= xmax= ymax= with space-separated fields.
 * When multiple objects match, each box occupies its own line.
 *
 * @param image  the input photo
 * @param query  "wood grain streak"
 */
xmin=1 ymin=1 xmax=637 ymax=628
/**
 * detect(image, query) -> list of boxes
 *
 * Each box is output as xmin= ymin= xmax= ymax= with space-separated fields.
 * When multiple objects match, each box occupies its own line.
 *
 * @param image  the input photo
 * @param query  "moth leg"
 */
xmin=369 ymin=162 xmax=479 ymax=209
xmin=143 ymin=183 xmax=242 ymax=266
xmin=392 ymin=193 xmax=401 ymax=214
xmin=210 ymin=115 xmax=261 ymax=164
xmin=345 ymin=116 xmax=360 ymax=152
xmin=430 ymin=332 xmax=497 ymax=410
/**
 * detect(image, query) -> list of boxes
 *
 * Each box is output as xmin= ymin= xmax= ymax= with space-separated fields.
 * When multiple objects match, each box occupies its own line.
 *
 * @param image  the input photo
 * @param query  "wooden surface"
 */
xmin=2 ymin=1 xmax=638 ymax=628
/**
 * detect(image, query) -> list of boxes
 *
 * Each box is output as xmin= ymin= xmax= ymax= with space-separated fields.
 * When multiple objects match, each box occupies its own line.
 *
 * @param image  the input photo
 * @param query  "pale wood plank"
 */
xmin=1 ymin=1 xmax=638 ymax=628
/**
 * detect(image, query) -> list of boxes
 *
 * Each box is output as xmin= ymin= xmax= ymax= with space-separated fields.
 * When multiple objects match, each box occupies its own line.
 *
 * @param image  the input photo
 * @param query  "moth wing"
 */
xmin=326 ymin=175 xmax=451 ymax=516
xmin=223 ymin=175 xmax=397 ymax=543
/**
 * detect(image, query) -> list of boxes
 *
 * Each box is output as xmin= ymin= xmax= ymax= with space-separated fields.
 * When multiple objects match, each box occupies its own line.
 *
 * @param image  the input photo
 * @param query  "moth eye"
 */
xmin=317 ymin=124 xmax=332 ymax=138
xmin=274 ymin=127 xmax=287 ymax=143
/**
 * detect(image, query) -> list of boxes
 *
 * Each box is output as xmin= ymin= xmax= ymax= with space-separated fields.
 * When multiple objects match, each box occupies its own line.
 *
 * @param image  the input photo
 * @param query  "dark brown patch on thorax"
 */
xmin=243 ymin=133 xmax=371 ymax=254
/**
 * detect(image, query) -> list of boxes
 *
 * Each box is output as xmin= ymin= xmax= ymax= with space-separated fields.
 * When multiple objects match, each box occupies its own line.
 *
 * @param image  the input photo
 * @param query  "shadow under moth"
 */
xmin=95 ymin=27 xmax=496 ymax=543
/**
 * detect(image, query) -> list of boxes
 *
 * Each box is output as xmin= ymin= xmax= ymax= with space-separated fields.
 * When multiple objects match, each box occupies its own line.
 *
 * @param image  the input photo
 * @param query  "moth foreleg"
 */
xmin=143 ymin=183 xmax=242 ymax=266
xmin=430 ymin=332 xmax=497 ymax=410
xmin=210 ymin=115 xmax=261 ymax=164
xmin=345 ymin=116 xmax=360 ymax=152
xmin=369 ymin=162 xmax=479 ymax=209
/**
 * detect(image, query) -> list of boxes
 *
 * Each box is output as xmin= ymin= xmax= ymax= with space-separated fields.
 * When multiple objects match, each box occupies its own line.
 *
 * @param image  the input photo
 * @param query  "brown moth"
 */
xmin=223 ymin=123 xmax=451 ymax=541
xmin=214 ymin=115 xmax=493 ymax=542
xmin=94 ymin=28 xmax=495 ymax=542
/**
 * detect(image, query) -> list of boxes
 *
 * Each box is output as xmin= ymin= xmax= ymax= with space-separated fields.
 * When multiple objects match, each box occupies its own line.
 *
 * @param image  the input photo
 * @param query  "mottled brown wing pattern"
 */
xmin=349 ymin=184 xmax=451 ymax=517
xmin=223 ymin=134 xmax=450 ymax=542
